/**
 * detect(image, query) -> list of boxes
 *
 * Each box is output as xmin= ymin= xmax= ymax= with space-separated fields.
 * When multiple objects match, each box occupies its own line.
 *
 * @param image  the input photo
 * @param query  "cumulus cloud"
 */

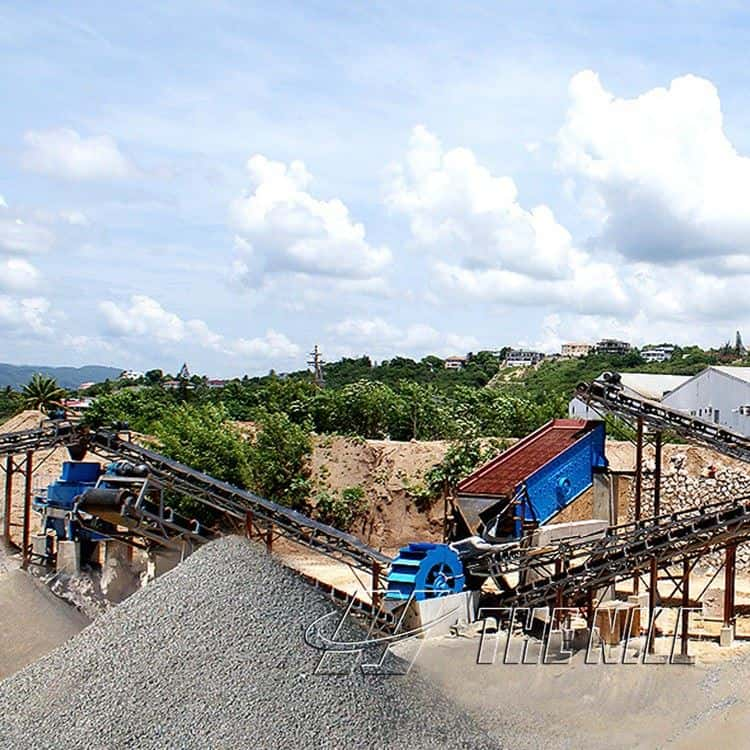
xmin=60 ymin=210 xmax=89 ymax=226
xmin=0 ymin=258 xmax=39 ymax=292
xmin=229 ymin=155 xmax=390 ymax=286
xmin=99 ymin=294 xmax=299 ymax=361
xmin=387 ymin=126 xmax=574 ymax=279
xmin=22 ymin=129 xmax=138 ymax=181
xmin=0 ymin=296 xmax=52 ymax=336
xmin=0 ymin=217 xmax=54 ymax=254
xmin=558 ymin=70 xmax=750 ymax=262
xmin=388 ymin=126 xmax=630 ymax=316
xmin=328 ymin=316 xmax=479 ymax=356
xmin=233 ymin=330 xmax=300 ymax=359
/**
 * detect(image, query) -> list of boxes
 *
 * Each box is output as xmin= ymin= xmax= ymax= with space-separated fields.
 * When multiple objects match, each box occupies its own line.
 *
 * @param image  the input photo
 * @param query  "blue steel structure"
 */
xmin=386 ymin=420 xmax=608 ymax=603
xmin=33 ymin=460 xmax=113 ymax=562
xmin=508 ymin=422 xmax=607 ymax=537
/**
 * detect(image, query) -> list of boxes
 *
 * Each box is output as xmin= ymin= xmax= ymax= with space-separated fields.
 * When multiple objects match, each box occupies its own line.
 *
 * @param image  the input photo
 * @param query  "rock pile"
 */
xmin=0 ymin=536 xmax=503 ymax=750
xmin=628 ymin=452 xmax=750 ymax=569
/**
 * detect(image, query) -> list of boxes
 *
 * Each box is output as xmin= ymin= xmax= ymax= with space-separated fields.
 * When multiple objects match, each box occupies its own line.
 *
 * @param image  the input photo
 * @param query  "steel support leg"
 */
xmin=634 ymin=418 xmax=644 ymax=594
xmin=371 ymin=561 xmax=382 ymax=609
xmin=681 ymin=557 xmax=690 ymax=657
xmin=724 ymin=543 xmax=737 ymax=628
xmin=654 ymin=431 xmax=662 ymax=517
xmin=3 ymin=454 xmax=12 ymax=545
xmin=21 ymin=451 xmax=33 ymax=569
xmin=649 ymin=557 xmax=658 ymax=653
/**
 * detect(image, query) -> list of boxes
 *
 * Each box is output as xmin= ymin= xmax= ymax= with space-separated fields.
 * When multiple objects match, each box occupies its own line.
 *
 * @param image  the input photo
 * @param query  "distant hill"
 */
xmin=0 ymin=363 xmax=122 ymax=390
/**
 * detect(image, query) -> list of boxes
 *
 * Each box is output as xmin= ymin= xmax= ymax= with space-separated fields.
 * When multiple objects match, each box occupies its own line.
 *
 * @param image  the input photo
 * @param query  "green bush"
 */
xmin=315 ymin=485 xmax=367 ymax=530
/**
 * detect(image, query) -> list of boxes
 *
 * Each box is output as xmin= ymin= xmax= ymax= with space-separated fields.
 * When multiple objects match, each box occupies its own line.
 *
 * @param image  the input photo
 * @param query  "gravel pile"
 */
xmin=0 ymin=536 xmax=503 ymax=749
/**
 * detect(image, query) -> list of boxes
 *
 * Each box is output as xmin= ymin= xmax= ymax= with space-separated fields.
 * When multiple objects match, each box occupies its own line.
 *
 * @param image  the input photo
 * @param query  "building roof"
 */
xmin=457 ymin=418 xmax=596 ymax=498
xmin=617 ymin=373 xmax=690 ymax=400
xmin=712 ymin=366 xmax=750 ymax=384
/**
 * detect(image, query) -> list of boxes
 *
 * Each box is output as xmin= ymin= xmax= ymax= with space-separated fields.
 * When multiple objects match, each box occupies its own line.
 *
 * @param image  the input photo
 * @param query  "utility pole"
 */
xmin=308 ymin=345 xmax=325 ymax=387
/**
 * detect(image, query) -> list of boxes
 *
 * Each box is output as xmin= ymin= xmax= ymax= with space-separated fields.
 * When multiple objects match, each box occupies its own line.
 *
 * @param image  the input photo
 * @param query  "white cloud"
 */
xmin=60 ymin=210 xmax=89 ymax=226
xmin=232 ymin=330 xmax=300 ymax=360
xmin=558 ymin=70 xmax=750 ymax=262
xmin=0 ymin=296 xmax=52 ymax=336
xmin=328 ymin=316 xmax=480 ymax=356
xmin=387 ymin=126 xmax=574 ymax=279
xmin=22 ymin=128 xmax=138 ymax=181
xmin=0 ymin=195 xmax=6 ymax=209
xmin=0 ymin=258 xmax=39 ymax=292
xmin=230 ymin=155 xmax=391 ymax=286
xmin=0 ymin=217 xmax=54 ymax=254
xmin=98 ymin=294 xmax=300 ymax=362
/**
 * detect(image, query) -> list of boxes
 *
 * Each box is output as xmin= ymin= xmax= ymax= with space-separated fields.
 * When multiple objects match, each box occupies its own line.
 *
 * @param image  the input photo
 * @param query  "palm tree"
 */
xmin=21 ymin=374 xmax=66 ymax=414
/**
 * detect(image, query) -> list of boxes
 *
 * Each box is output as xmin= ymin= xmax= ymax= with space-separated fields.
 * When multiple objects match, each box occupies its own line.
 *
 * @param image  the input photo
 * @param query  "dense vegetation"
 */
xmin=2 ymin=342 xmax=746 ymax=530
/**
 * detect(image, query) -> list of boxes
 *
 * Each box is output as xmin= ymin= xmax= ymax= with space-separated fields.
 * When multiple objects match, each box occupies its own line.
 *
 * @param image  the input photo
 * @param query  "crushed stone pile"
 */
xmin=0 ymin=536 xmax=504 ymax=749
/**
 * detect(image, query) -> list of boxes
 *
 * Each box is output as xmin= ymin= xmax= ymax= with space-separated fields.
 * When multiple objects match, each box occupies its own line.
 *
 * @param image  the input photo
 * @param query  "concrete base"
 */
xmin=628 ymin=592 xmax=649 ymax=631
xmin=100 ymin=541 xmax=140 ymax=602
xmin=143 ymin=549 xmax=182 ymax=584
xmin=403 ymin=590 xmax=480 ymax=639
xmin=31 ymin=533 xmax=49 ymax=562
xmin=672 ymin=653 xmax=696 ymax=665
xmin=720 ymin=625 xmax=734 ymax=648
xmin=56 ymin=540 xmax=80 ymax=576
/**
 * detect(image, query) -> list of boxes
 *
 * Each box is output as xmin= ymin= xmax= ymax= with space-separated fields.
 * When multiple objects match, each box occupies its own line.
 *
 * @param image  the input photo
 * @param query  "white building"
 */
xmin=569 ymin=372 xmax=690 ymax=419
xmin=503 ymin=350 xmax=545 ymax=368
xmin=663 ymin=366 xmax=750 ymax=435
xmin=641 ymin=344 xmax=675 ymax=363
xmin=444 ymin=355 xmax=467 ymax=370
xmin=119 ymin=369 xmax=144 ymax=381
xmin=561 ymin=342 xmax=593 ymax=359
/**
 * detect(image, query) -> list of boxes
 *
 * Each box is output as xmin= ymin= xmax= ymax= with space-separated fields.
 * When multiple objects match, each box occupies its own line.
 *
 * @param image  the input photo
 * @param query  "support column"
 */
xmin=653 ymin=431 xmax=663 ymax=517
xmin=371 ymin=561 xmax=382 ymax=609
xmin=648 ymin=557 xmax=658 ymax=653
xmin=265 ymin=524 xmax=273 ymax=554
xmin=680 ymin=558 xmax=691 ymax=658
xmin=634 ymin=417 xmax=644 ymax=594
xmin=21 ymin=451 xmax=33 ymax=569
xmin=3 ymin=454 xmax=13 ymax=545
xmin=721 ymin=543 xmax=737 ymax=647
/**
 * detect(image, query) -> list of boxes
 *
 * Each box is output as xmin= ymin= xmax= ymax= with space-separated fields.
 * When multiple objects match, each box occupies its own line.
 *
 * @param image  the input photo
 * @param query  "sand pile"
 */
xmin=0 ymin=536 xmax=504 ymax=749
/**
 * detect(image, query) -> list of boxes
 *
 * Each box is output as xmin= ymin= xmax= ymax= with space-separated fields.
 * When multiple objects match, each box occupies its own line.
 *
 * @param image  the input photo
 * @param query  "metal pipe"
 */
xmin=21 ymin=451 xmax=32 ymax=569
xmin=3 ymin=454 xmax=12 ymax=545
xmin=654 ymin=431 xmax=663 ymax=517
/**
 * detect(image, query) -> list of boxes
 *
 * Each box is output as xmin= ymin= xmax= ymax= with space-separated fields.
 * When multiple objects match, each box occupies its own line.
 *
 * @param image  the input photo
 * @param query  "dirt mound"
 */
xmin=0 ymin=536 xmax=503 ymax=750
xmin=311 ymin=436 xmax=451 ymax=551
xmin=0 ymin=409 xmax=45 ymax=433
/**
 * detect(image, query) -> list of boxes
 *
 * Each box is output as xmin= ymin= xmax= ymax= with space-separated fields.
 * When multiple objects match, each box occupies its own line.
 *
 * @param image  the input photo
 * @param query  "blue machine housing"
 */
xmin=34 ymin=461 xmax=106 ymax=545
xmin=512 ymin=422 xmax=607 ymax=536
xmin=385 ymin=542 xmax=464 ymax=602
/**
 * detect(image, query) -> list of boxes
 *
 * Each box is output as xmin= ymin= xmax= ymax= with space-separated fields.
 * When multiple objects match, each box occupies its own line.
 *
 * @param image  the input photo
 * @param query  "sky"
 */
xmin=3 ymin=1 xmax=750 ymax=376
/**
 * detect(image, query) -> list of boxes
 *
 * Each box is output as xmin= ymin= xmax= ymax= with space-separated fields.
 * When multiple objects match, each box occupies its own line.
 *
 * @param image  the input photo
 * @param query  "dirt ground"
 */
xmin=404 ymin=631 xmax=750 ymax=749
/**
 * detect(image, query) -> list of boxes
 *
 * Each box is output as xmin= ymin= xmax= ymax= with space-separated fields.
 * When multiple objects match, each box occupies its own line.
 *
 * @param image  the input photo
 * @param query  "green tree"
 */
xmin=21 ymin=374 xmax=66 ymax=414
xmin=154 ymin=403 xmax=252 ymax=489
xmin=247 ymin=411 xmax=312 ymax=509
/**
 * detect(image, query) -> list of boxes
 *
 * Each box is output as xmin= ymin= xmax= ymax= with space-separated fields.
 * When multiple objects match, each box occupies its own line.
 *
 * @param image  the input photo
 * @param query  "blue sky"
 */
xmin=3 ymin=1 xmax=750 ymax=376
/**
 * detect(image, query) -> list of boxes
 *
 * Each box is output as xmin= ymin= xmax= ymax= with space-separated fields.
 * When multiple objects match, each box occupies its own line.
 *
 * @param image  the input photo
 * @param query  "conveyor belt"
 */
xmin=0 ymin=421 xmax=390 ymax=572
xmin=0 ymin=421 xmax=77 ymax=455
xmin=576 ymin=377 xmax=750 ymax=462
xmin=89 ymin=430 xmax=390 ymax=571
xmin=492 ymin=494 xmax=750 ymax=608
